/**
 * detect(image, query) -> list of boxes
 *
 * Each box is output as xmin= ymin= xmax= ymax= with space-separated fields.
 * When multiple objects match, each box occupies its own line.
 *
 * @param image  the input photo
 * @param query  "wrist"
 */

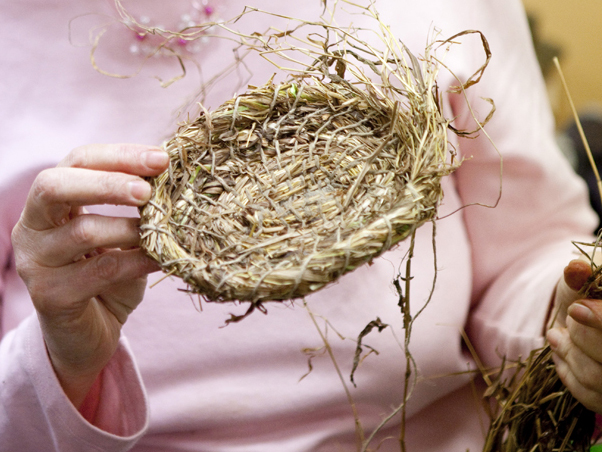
xmin=48 ymin=352 xmax=104 ymax=409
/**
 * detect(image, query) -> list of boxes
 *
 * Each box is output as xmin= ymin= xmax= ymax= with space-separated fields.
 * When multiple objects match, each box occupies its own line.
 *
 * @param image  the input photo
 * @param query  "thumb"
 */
xmin=550 ymin=258 xmax=592 ymax=329
xmin=564 ymin=258 xmax=592 ymax=291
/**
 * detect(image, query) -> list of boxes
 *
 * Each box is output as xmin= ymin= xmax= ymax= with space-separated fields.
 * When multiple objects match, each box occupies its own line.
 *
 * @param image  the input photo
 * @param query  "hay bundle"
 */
xmin=483 ymin=345 xmax=596 ymax=451
xmin=140 ymin=74 xmax=453 ymax=302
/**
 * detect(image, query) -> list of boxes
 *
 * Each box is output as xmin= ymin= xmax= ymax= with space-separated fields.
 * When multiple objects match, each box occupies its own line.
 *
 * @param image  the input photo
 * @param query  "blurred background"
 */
xmin=522 ymin=0 xmax=602 ymax=227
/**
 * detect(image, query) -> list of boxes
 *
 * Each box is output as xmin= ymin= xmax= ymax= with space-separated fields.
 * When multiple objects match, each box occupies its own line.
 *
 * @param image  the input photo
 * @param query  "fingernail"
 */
xmin=567 ymin=302 xmax=594 ymax=325
xmin=546 ymin=328 xmax=561 ymax=349
xmin=145 ymin=150 xmax=169 ymax=170
xmin=564 ymin=259 xmax=591 ymax=291
xmin=128 ymin=180 xmax=151 ymax=202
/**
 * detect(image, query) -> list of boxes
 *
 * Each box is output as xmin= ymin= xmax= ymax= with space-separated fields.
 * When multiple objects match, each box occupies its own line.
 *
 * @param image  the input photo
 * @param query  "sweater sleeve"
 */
xmin=454 ymin=0 xmax=598 ymax=364
xmin=0 ymin=167 xmax=149 ymax=452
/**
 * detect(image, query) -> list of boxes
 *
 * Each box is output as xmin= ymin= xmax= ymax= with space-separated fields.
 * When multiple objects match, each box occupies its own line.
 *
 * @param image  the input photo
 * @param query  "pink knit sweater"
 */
xmin=0 ymin=1 xmax=596 ymax=451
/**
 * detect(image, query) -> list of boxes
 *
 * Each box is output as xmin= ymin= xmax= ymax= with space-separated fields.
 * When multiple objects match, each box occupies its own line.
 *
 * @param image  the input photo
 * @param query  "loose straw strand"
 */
xmin=553 ymin=56 xmax=602 ymax=206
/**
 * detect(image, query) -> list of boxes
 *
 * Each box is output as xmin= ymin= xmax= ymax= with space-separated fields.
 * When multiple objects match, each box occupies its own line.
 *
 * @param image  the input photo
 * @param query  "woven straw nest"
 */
xmin=137 ymin=6 xmax=472 ymax=304
xmin=140 ymin=73 xmax=453 ymax=302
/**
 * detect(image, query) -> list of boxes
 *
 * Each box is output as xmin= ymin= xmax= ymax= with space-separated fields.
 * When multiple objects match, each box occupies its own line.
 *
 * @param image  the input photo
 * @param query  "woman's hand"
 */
xmin=11 ymin=144 xmax=168 ymax=408
xmin=547 ymin=258 xmax=602 ymax=413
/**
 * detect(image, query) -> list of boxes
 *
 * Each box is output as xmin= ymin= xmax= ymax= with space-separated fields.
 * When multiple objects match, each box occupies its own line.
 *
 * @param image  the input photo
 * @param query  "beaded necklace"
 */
xmin=111 ymin=0 xmax=221 ymax=57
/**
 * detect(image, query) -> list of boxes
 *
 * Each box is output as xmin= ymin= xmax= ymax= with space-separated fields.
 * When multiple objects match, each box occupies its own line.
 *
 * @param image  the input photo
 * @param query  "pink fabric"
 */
xmin=0 ymin=0 xmax=597 ymax=451
xmin=0 ymin=315 xmax=148 ymax=451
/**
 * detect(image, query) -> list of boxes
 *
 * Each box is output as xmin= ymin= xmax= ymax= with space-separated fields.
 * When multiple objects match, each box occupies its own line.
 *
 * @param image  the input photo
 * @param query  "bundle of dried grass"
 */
xmin=483 ymin=346 xmax=596 ymax=451
xmin=138 ymin=3 xmax=483 ymax=305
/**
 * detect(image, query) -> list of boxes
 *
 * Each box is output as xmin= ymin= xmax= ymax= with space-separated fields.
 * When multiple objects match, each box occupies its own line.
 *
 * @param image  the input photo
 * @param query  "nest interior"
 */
xmin=140 ymin=75 xmax=453 ymax=303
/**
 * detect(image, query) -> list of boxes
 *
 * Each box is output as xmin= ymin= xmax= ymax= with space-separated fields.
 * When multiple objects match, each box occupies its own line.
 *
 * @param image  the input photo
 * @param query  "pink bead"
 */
xmin=204 ymin=6 xmax=214 ymax=16
xmin=135 ymin=33 xmax=147 ymax=41
xmin=178 ymin=38 xmax=188 ymax=46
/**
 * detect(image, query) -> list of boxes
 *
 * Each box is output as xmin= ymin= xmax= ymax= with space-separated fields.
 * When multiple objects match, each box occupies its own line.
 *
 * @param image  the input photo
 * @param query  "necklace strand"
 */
xmin=113 ymin=0 xmax=220 ymax=57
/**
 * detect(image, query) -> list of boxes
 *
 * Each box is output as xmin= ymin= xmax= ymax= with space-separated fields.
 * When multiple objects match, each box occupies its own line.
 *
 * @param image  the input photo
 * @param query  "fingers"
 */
xmin=28 ymin=215 xmax=143 ymax=266
xmin=548 ymin=326 xmax=602 ymax=412
xmin=549 ymin=349 xmax=602 ymax=412
xmin=548 ymin=299 xmax=602 ymax=412
xmin=566 ymin=300 xmax=602 ymax=360
xmin=22 ymin=144 xmax=168 ymax=231
xmin=22 ymin=167 xmax=152 ymax=230
xmin=26 ymin=249 xmax=158 ymax=318
xmin=58 ymin=143 xmax=168 ymax=176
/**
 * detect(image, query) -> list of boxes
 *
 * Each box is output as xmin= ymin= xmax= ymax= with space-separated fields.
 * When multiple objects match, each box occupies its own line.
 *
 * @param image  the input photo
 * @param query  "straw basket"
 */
xmin=139 ymin=74 xmax=454 ymax=303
